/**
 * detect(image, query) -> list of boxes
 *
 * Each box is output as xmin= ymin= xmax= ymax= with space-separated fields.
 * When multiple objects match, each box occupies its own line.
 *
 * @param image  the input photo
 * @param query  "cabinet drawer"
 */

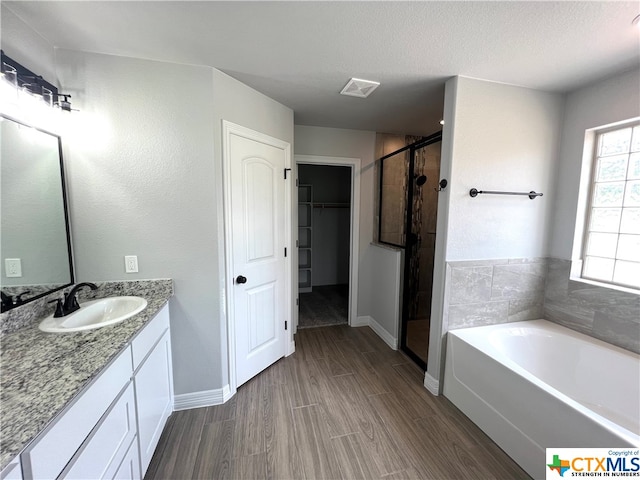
xmin=21 ymin=347 xmax=132 ymax=480
xmin=131 ymin=305 xmax=169 ymax=369
xmin=62 ymin=382 xmax=138 ymax=479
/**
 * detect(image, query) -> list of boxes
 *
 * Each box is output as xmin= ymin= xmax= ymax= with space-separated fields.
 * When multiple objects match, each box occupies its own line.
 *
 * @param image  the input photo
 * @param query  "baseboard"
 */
xmin=352 ymin=315 xmax=370 ymax=327
xmin=423 ymin=372 xmax=440 ymax=396
xmin=353 ymin=315 xmax=398 ymax=350
xmin=173 ymin=384 xmax=233 ymax=411
xmin=368 ymin=316 xmax=398 ymax=350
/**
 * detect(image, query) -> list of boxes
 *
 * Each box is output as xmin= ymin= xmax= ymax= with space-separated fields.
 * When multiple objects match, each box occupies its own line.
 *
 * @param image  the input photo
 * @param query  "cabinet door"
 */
xmin=135 ymin=330 xmax=173 ymax=475
xmin=113 ymin=436 xmax=141 ymax=480
xmin=62 ymin=382 xmax=138 ymax=480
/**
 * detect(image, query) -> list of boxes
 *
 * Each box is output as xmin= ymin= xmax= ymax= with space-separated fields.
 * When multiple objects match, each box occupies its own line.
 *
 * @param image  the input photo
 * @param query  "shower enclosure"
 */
xmin=378 ymin=132 xmax=442 ymax=369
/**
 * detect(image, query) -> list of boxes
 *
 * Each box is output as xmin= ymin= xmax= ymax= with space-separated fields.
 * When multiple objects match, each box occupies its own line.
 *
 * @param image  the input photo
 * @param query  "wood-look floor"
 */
xmin=145 ymin=325 xmax=531 ymax=480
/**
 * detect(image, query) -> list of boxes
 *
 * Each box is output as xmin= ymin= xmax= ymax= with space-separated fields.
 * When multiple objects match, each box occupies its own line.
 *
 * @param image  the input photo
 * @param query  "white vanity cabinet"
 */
xmin=131 ymin=305 xmax=173 ymax=475
xmin=19 ymin=303 xmax=173 ymax=480
xmin=0 ymin=458 xmax=22 ymax=480
xmin=61 ymin=382 xmax=137 ymax=479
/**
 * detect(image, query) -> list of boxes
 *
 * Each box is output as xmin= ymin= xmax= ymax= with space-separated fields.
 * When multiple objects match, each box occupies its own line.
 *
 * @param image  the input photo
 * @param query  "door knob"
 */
xmin=236 ymin=275 xmax=247 ymax=284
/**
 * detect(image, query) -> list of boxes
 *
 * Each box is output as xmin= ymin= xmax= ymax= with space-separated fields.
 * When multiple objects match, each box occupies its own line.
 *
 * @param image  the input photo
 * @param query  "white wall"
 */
xmin=445 ymin=77 xmax=564 ymax=261
xmin=549 ymin=68 xmax=640 ymax=260
xmin=293 ymin=126 xmax=376 ymax=315
xmin=1 ymin=6 xmax=57 ymax=85
xmin=428 ymin=76 xmax=565 ymax=388
xmin=367 ymin=244 xmax=403 ymax=348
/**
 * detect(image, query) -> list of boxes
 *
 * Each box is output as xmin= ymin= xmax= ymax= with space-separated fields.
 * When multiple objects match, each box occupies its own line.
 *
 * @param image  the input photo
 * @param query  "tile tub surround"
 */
xmin=444 ymin=258 xmax=547 ymax=330
xmin=442 ymin=257 xmax=639 ymax=354
xmin=0 ymin=279 xmax=173 ymax=470
xmin=544 ymin=258 xmax=640 ymax=354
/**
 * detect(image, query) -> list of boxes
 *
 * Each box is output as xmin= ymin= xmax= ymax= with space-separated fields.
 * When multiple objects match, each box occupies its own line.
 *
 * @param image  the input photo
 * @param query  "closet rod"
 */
xmin=313 ymin=203 xmax=350 ymax=208
xmin=469 ymin=188 xmax=543 ymax=200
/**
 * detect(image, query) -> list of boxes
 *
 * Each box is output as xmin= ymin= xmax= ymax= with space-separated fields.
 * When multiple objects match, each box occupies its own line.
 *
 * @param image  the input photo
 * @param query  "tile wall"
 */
xmin=443 ymin=258 xmax=546 ymax=330
xmin=544 ymin=258 xmax=640 ymax=354
xmin=443 ymin=257 xmax=639 ymax=354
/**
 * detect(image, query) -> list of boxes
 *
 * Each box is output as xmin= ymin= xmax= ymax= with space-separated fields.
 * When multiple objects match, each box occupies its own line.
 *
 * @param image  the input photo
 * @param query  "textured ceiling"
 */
xmin=5 ymin=1 xmax=640 ymax=136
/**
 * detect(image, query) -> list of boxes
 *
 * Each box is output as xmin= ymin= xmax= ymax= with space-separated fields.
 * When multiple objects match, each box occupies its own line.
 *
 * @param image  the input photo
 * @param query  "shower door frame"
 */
xmin=378 ymin=131 xmax=442 ymax=370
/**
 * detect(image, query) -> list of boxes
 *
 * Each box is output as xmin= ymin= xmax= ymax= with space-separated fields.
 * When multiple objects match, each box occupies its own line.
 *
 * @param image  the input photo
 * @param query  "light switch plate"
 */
xmin=5 ymin=258 xmax=22 ymax=277
xmin=124 ymin=255 xmax=138 ymax=273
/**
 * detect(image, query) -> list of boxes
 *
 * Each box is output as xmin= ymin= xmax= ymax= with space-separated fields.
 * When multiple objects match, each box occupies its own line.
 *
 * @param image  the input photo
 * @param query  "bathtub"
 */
xmin=443 ymin=319 xmax=640 ymax=479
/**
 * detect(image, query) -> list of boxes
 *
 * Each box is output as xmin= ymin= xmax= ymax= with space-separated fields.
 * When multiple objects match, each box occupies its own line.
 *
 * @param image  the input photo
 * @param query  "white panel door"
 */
xmin=229 ymin=131 xmax=287 ymax=387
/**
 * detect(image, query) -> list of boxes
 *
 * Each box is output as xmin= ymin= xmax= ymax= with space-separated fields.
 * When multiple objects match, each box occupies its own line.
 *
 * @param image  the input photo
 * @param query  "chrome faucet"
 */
xmin=50 ymin=282 xmax=98 ymax=317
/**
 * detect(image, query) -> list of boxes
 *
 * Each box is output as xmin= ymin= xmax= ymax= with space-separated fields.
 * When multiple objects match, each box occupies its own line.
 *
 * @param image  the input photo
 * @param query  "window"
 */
xmin=582 ymin=123 xmax=640 ymax=289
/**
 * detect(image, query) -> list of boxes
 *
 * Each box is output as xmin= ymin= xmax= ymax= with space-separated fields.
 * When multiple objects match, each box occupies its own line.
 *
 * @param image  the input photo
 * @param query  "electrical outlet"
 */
xmin=124 ymin=255 xmax=138 ymax=273
xmin=5 ymin=258 xmax=22 ymax=277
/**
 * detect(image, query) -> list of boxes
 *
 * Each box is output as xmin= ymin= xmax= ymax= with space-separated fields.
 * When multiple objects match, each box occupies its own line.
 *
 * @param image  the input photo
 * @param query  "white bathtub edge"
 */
xmin=443 ymin=334 xmax=543 ymax=478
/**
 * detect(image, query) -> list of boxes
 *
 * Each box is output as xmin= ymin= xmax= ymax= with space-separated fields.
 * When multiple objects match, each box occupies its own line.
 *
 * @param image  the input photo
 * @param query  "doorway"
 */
xmin=297 ymin=164 xmax=351 ymax=328
xmin=294 ymin=155 xmax=360 ymax=331
xmin=378 ymin=132 xmax=442 ymax=370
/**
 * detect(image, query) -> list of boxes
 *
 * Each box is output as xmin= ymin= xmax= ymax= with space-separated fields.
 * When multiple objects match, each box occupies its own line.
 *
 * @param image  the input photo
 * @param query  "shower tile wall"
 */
xmin=443 ymin=257 xmax=547 ymax=329
xmin=375 ymin=134 xmax=408 ymax=245
xmin=544 ymin=258 xmax=640 ymax=354
xmin=414 ymin=141 xmax=440 ymax=319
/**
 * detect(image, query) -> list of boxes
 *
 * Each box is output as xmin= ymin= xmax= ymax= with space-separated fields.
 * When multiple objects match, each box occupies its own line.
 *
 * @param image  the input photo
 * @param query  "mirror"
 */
xmin=1 ymin=114 xmax=74 ymax=312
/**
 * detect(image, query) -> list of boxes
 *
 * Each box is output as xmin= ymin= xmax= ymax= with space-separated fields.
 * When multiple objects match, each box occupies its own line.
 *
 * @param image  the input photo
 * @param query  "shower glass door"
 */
xmin=378 ymin=133 xmax=442 ymax=370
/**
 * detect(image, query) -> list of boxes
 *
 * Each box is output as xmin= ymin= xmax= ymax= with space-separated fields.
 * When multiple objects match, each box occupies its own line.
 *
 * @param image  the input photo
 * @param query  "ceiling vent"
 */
xmin=340 ymin=78 xmax=380 ymax=98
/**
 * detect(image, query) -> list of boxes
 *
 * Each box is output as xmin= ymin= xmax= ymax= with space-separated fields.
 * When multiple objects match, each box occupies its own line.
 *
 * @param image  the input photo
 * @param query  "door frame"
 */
xmin=294 ymin=154 xmax=360 ymax=328
xmin=222 ymin=120 xmax=293 ymax=397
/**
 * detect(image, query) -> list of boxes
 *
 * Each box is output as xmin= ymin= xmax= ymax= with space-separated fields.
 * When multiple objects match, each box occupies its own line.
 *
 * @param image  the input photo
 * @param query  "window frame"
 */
xmin=579 ymin=120 xmax=640 ymax=290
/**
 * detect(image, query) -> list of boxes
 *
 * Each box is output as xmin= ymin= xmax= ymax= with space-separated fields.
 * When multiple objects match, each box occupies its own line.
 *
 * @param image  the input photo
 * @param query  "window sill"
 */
xmin=568 ymin=258 xmax=639 ymax=295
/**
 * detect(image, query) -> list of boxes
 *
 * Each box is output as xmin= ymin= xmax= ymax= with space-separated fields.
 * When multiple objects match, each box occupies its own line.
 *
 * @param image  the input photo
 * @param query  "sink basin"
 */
xmin=39 ymin=296 xmax=148 ymax=333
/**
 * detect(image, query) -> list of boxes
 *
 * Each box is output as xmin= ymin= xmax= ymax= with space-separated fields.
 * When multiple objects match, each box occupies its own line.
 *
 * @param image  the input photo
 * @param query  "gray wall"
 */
xmin=55 ymin=50 xmax=220 ymax=395
xmin=543 ymin=68 xmax=640 ymax=354
xmin=550 ymin=68 xmax=640 ymax=259
xmin=211 ymin=68 xmax=295 ymax=387
xmin=293 ymin=126 xmax=377 ymax=317
xmin=52 ymin=50 xmax=293 ymax=396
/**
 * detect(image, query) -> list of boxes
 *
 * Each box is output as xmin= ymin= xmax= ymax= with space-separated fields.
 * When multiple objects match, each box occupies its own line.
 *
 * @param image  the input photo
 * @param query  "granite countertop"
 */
xmin=0 ymin=279 xmax=173 ymax=471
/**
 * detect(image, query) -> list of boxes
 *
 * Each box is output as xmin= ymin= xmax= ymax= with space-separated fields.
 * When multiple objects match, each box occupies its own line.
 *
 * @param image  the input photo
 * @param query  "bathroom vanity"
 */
xmin=0 ymin=282 xmax=173 ymax=480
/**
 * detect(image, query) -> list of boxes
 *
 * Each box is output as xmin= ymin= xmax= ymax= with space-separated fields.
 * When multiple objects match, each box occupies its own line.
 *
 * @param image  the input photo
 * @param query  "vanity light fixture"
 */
xmin=1 ymin=50 xmax=73 ymax=112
